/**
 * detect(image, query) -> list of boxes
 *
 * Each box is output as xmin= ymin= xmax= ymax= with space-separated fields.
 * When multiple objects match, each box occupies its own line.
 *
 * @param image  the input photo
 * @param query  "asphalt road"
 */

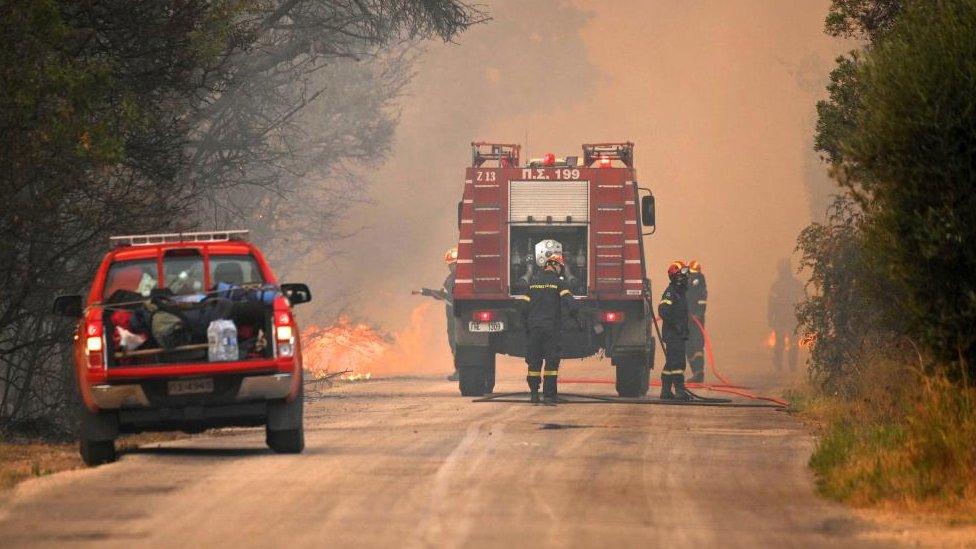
xmin=0 ymin=372 xmax=891 ymax=548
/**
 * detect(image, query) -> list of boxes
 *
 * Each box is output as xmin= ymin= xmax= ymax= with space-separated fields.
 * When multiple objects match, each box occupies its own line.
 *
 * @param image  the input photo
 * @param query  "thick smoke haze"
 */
xmin=302 ymin=0 xmax=847 ymax=375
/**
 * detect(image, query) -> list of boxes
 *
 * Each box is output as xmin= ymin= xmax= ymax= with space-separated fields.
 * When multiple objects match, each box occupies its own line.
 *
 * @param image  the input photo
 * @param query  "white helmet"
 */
xmin=534 ymin=239 xmax=563 ymax=267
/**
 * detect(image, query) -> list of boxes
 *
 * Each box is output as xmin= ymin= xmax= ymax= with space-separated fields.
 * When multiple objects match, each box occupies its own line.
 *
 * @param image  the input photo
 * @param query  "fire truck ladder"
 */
xmin=471 ymin=142 xmax=521 ymax=167
xmin=583 ymin=142 xmax=635 ymax=168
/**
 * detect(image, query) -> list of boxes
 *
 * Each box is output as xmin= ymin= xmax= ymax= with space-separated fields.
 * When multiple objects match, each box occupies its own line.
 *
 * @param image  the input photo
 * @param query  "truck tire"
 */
xmin=615 ymin=364 xmax=643 ymax=397
xmin=484 ymin=353 xmax=496 ymax=394
xmin=456 ymin=346 xmax=491 ymax=397
xmin=73 ymin=372 xmax=119 ymax=466
xmin=266 ymin=382 xmax=304 ymax=454
xmin=615 ymin=353 xmax=650 ymax=398
xmin=80 ymin=438 xmax=117 ymax=466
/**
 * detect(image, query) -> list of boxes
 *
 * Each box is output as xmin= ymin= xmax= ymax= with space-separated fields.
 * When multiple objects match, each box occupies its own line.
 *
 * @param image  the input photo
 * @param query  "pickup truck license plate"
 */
xmin=469 ymin=321 xmax=504 ymax=333
xmin=168 ymin=378 xmax=214 ymax=396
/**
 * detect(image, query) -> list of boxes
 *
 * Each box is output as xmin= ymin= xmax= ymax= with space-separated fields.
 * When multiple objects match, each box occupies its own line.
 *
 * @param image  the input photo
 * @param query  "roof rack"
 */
xmin=110 ymin=230 xmax=250 ymax=247
xmin=471 ymin=141 xmax=521 ymax=168
xmin=582 ymin=142 xmax=634 ymax=168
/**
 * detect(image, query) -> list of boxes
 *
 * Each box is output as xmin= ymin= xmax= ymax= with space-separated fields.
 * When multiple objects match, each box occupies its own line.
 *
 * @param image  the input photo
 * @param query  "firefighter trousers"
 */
xmin=526 ymin=327 xmax=560 ymax=397
xmin=686 ymin=316 xmax=705 ymax=378
xmin=662 ymin=336 xmax=687 ymax=384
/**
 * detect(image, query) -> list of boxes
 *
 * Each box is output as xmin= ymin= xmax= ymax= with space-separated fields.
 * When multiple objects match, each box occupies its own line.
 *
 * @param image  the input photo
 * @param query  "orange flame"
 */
xmin=301 ymin=303 xmax=454 ymax=379
xmin=764 ymin=330 xmax=777 ymax=348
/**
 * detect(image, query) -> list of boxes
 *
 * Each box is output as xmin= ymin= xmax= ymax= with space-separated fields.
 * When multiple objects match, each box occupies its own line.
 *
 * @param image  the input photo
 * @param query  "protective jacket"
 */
xmin=687 ymin=272 xmax=707 ymax=321
xmin=658 ymin=282 xmax=689 ymax=340
xmin=523 ymin=270 xmax=578 ymax=331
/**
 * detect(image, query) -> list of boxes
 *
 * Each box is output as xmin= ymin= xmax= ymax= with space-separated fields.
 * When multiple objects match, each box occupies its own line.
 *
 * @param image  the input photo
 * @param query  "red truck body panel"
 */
xmin=455 ymin=166 xmax=645 ymax=302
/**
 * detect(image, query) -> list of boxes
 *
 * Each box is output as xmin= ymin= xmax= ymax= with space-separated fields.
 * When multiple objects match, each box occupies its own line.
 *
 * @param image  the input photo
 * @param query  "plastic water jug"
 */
xmin=207 ymin=319 xmax=238 ymax=362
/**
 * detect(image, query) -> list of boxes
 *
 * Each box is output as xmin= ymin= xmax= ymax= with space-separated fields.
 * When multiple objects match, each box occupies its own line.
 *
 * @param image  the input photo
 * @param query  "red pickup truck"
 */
xmin=53 ymin=230 xmax=311 ymax=465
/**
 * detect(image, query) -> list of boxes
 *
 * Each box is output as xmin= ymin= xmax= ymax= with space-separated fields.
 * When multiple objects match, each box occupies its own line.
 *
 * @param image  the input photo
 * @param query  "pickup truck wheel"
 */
xmin=266 ymin=382 xmax=304 ymax=454
xmin=72 ymin=371 xmax=119 ymax=466
xmin=80 ymin=438 xmax=116 ymax=466
xmin=267 ymin=428 xmax=304 ymax=454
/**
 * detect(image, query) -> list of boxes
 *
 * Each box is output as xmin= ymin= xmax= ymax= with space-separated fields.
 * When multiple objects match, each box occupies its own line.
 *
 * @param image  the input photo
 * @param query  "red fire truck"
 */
xmin=452 ymin=142 xmax=657 ymax=397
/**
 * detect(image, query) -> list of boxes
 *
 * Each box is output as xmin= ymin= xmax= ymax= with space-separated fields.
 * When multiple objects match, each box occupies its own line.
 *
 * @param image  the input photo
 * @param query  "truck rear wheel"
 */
xmin=614 ymin=354 xmax=650 ymax=398
xmin=457 ymin=346 xmax=492 ymax=397
xmin=80 ymin=438 xmax=116 ymax=466
xmin=266 ymin=382 xmax=304 ymax=454
xmin=73 ymin=373 xmax=119 ymax=466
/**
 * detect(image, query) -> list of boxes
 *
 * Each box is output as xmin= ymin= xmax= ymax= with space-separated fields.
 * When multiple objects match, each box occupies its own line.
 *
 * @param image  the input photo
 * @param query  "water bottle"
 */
xmin=207 ymin=319 xmax=238 ymax=362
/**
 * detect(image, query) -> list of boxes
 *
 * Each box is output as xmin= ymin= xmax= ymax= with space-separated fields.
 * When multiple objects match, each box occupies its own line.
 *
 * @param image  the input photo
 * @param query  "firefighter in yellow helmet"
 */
xmin=521 ymin=253 xmax=580 ymax=404
xmin=442 ymin=247 xmax=458 ymax=380
xmin=685 ymin=260 xmax=708 ymax=383
xmin=659 ymin=260 xmax=691 ymax=400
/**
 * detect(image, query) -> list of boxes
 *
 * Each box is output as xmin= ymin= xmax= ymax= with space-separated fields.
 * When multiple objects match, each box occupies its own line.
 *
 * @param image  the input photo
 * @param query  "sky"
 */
xmin=297 ymin=0 xmax=849 ymax=375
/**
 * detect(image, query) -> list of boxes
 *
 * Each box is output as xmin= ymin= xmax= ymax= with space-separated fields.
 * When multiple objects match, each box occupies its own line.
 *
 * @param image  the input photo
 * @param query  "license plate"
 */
xmin=469 ymin=321 xmax=504 ymax=333
xmin=168 ymin=378 xmax=214 ymax=396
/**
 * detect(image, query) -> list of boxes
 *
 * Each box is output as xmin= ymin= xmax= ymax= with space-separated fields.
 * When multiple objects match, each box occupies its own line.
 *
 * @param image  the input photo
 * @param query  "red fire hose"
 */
xmin=560 ymin=315 xmax=789 ymax=407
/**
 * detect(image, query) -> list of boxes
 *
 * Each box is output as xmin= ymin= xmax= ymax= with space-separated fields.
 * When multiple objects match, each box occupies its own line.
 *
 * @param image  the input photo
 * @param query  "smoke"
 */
xmin=298 ymin=0 xmax=848 ymax=377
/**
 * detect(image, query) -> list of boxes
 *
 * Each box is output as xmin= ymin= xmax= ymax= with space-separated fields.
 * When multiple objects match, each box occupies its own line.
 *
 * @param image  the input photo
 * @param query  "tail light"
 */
xmin=84 ymin=322 xmax=104 ymax=370
xmin=598 ymin=156 xmax=612 ymax=168
xmin=472 ymin=310 xmax=497 ymax=323
xmin=600 ymin=310 xmax=625 ymax=323
xmin=275 ymin=310 xmax=295 ymax=358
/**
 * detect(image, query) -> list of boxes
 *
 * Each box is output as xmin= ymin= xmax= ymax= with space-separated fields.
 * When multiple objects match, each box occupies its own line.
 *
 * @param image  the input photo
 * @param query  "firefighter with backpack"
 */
xmin=685 ymin=260 xmax=707 ymax=383
xmin=659 ymin=260 xmax=692 ymax=400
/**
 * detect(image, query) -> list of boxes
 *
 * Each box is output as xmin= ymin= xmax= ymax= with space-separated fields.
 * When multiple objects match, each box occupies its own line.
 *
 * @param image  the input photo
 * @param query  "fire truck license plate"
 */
xmin=168 ymin=378 xmax=214 ymax=396
xmin=469 ymin=321 xmax=504 ymax=333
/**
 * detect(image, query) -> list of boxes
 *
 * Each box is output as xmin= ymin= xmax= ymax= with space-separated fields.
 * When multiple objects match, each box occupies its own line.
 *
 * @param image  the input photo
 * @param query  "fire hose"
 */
xmin=515 ymin=313 xmax=789 ymax=408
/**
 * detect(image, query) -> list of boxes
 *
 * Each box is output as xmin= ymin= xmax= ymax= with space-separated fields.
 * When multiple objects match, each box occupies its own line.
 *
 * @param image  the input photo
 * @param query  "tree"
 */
xmin=0 ymin=0 xmax=484 ymax=431
xmin=842 ymin=0 xmax=976 ymax=378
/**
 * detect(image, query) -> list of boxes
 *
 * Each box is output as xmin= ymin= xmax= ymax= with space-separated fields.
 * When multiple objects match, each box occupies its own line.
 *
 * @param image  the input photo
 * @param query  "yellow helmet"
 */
xmin=444 ymin=246 xmax=458 ymax=264
xmin=688 ymin=260 xmax=701 ymax=273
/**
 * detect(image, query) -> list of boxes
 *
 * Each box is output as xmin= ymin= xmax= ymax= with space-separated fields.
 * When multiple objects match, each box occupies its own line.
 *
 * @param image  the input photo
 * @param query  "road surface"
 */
xmin=0 ymin=371 xmax=890 ymax=548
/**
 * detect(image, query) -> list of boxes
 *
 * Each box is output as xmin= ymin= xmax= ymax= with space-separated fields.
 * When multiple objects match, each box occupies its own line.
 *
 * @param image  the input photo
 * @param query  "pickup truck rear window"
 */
xmin=164 ymin=255 xmax=205 ymax=295
xmin=210 ymin=255 xmax=264 ymax=286
xmin=104 ymin=260 xmax=158 ymax=299
xmin=103 ymin=254 xmax=264 ymax=300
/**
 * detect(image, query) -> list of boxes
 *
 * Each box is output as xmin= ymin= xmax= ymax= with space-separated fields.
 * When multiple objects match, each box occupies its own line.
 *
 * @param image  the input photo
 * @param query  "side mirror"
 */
xmin=52 ymin=295 xmax=83 ymax=318
xmin=641 ymin=194 xmax=656 ymax=228
xmin=280 ymin=283 xmax=312 ymax=305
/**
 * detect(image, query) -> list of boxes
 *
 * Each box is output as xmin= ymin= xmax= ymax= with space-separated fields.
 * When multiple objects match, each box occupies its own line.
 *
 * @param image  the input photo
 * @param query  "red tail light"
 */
xmin=84 ymin=321 xmax=104 ymax=370
xmin=598 ymin=156 xmax=612 ymax=168
xmin=274 ymin=306 xmax=296 ymax=358
xmin=472 ymin=310 xmax=497 ymax=323
xmin=600 ymin=310 xmax=625 ymax=323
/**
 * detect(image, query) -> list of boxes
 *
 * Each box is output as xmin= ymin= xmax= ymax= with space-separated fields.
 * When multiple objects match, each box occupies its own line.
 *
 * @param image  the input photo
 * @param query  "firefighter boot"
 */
xmin=673 ymin=376 xmax=692 ymax=401
xmin=542 ymin=373 xmax=558 ymax=405
xmin=687 ymin=370 xmax=704 ymax=384
xmin=527 ymin=371 xmax=541 ymax=404
xmin=660 ymin=376 xmax=675 ymax=400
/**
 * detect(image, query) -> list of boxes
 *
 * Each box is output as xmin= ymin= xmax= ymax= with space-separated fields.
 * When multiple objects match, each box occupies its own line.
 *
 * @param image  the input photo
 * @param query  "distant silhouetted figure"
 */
xmin=767 ymin=258 xmax=804 ymax=371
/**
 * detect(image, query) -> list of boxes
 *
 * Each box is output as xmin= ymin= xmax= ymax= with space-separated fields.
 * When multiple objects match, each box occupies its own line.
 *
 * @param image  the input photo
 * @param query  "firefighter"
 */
xmin=685 ymin=260 xmax=708 ymax=383
xmin=659 ymin=261 xmax=691 ymax=400
xmin=768 ymin=258 xmax=804 ymax=371
xmin=522 ymin=254 xmax=579 ymax=404
xmin=443 ymin=247 xmax=459 ymax=381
